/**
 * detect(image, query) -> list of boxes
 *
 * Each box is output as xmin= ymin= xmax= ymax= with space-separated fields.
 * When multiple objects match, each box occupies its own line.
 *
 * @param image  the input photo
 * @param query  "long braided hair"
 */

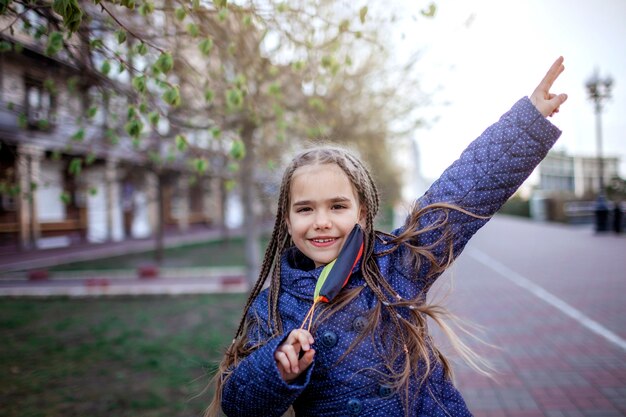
xmin=206 ymin=146 xmax=490 ymax=416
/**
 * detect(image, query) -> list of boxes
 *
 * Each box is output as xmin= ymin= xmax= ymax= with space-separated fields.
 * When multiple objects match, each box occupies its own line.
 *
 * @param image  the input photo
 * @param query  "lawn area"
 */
xmin=48 ymin=236 xmax=269 ymax=271
xmin=0 ymin=294 xmax=246 ymax=417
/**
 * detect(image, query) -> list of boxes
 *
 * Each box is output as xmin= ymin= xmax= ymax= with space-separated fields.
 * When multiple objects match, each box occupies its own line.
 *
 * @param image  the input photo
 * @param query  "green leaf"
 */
xmin=139 ymin=0 xmax=154 ymax=16
xmin=136 ymin=42 xmax=148 ymax=56
xmin=127 ymin=106 xmax=137 ymax=120
xmin=132 ymin=75 xmax=147 ymax=93
xmin=215 ymin=0 xmax=227 ymax=9
xmin=85 ymin=153 xmax=96 ymax=165
xmin=291 ymin=60 xmax=305 ymax=71
xmin=148 ymin=151 xmax=162 ymax=164
xmin=198 ymin=38 xmax=213 ymax=56
xmin=121 ymin=0 xmax=136 ymax=9
xmin=18 ymin=113 xmax=27 ymax=129
xmin=175 ymin=134 xmax=188 ymax=152
xmin=210 ymin=127 xmax=221 ymax=138
xmin=37 ymin=119 xmax=50 ymax=129
xmin=226 ymin=89 xmax=243 ymax=111
xmin=125 ymin=119 xmax=144 ymax=138
xmin=421 ymin=3 xmax=437 ymax=18
xmin=68 ymin=158 xmax=82 ymax=176
xmin=60 ymin=191 xmax=71 ymax=205
xmin=359 ymin=6 xmax=368 ymax=24
xmin=229 ymin=139 xmax=245 ymax=160
xmin=87 ymin=106 xmax=98 ymax=118
xmin=225 ymin=179 xmax=236 ymax=191
xmin=101 ymin=60 xmax=111 ymax=75
xmin=148 ymin=111 xmax=159 ymax=126
xmin=242 ymin=14 xmax=252 ymax=26
xmin=45 ymin=31 xmax=64 ymax=56
xmin=217 ymin=8 xmax=228 ymax=21
xmin=194 ymin=158 xmax=208 ymax=174
xmin=339 ymin=19 xmax=349 ymax=32
xmin=116 ymin=30 xmax=127 ymax=44
xmin=90 ymin=38 xmax=104 ymax=49
xmin=268 ymin=82 xmax=281 ymax=96
xmin=192 ymin=0 xmax=200 ymax=10
xmin=43 ymin=78 xmax=57 ymax=95
xmin=204 ymin=89 xmax=215 ymax=103
xmin=71 ymin=128 xmax=85 ymax=141
xmin=0 ymin=41 xmax=11 ymax=53
xmin=162 ymin=86 xmax=181 ymax=107
xmin=52 ymin=0 xmax=83 ymax=33
xmin=155 ymin=52 xmax=173 ymax=73
xmin=175 ymin=7 xmax=186 ymax=21
xmin=186 ymin=23 xmax=199 ymax=37
xmin=308 ymin=97 xmax=326 ymax=112
xmin=105 ymin=129 xmax=119 ymax=145
xmin=89 ymin=187 xmax=98 ymax=196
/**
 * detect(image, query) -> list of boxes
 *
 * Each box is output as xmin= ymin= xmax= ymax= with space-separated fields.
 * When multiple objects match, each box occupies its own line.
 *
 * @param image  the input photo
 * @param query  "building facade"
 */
xmin=0 ymin=32 xmax=223 ymax=253
xmin=537 ymin=150 xmax=620 ymax=198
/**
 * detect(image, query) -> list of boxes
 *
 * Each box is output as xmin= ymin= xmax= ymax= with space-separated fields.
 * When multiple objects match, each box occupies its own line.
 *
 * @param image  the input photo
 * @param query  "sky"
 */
xmin=393 ymin=0 xmax=626 ymax=183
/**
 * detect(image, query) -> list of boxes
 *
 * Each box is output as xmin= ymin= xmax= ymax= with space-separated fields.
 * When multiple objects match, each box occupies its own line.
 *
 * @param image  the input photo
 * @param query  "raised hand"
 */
xmin=530 ymin=56 xmax=568 ymax=117
xmin=274 ymin=329 xmax=315 ymax=383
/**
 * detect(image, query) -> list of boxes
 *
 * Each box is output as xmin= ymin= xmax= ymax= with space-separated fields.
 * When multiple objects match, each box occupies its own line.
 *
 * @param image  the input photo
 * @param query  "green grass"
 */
xmin=48 ymin=236 xmax=269 ymax=272
xmin=0 ymin=294 xmax=247 ymax=417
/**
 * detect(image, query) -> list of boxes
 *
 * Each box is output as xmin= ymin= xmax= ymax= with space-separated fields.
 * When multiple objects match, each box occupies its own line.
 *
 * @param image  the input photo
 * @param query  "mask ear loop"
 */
xmin=300 ymin=296 xmax=321 ymax=332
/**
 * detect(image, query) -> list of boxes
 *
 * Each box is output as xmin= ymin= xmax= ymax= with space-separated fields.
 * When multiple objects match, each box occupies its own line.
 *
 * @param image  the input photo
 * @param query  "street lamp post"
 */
xmin=585 ymin=70 xmax=613 ymax=232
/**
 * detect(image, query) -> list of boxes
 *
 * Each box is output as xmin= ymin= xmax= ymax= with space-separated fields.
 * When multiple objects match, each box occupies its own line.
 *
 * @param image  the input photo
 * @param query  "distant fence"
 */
xmin=563 ymin=200 xmax=625 ymax=230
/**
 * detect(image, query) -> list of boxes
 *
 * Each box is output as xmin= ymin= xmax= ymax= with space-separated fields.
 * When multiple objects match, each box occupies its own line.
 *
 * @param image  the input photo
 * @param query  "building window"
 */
xmin=24 ymin=78 xmax=55 ymax=129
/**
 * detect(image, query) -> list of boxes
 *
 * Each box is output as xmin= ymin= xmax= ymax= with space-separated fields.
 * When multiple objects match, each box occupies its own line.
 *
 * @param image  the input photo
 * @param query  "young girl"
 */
xmin=208 ymin=57 xmax=568 ymax=417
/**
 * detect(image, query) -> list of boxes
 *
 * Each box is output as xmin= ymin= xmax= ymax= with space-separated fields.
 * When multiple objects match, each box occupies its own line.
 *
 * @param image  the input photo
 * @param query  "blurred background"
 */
xmin=1 ymin=0 xmax=624 ymax=416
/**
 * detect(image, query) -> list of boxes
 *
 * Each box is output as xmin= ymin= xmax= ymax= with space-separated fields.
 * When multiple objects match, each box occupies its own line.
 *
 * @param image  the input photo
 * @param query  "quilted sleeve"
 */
xmin=221 ymin=297 xmax=314 ymax=417
xmin=398 ymin=97 xmax=561 ymax=280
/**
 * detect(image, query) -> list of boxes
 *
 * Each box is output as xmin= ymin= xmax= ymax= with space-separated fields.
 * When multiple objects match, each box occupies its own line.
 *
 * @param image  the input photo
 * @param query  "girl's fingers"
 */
xmin=274 ymin=351 xmax=292 ymax=375
xmin=280 ymin=344 xmax=300 ymax=373
xmin=298 ymin=349 xmax=315 ymax=370
xmin=538 ymin=56 xmax=564 ymax=92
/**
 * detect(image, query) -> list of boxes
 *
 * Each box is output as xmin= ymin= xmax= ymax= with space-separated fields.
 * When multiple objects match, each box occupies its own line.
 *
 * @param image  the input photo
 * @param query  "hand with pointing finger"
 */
xmin=530 ymin=56 xmax=568 ymax=117
xmin=274 ymin=329 xmax=315 ymax=383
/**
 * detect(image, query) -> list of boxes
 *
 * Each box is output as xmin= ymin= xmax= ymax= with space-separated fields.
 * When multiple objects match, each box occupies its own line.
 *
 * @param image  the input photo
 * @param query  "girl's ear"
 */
xmin=358 ymin=206 xmax=367 ymax=227
xmin=285 ymin=216 xmax=292 ymax=236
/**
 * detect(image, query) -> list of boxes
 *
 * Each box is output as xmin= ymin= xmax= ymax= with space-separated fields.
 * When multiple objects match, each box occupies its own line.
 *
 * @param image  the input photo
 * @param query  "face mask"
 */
xmin=301 ymin=224 xmax=364 ymax=330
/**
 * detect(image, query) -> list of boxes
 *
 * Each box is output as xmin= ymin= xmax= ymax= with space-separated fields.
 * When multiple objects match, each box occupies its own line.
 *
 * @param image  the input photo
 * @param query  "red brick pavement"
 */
xmin=430 ymin=216 xmax=626 ymax=417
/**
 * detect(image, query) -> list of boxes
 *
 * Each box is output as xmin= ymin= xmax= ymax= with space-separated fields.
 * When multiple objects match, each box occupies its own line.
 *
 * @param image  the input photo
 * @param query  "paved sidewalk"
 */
xmin=432 ymin=216 xmax=626 ymax=417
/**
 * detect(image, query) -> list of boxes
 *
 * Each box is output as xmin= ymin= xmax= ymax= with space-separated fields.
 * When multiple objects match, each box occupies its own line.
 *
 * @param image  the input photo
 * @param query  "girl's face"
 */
xmin=286 ymin=163 xmax=365 ymax=268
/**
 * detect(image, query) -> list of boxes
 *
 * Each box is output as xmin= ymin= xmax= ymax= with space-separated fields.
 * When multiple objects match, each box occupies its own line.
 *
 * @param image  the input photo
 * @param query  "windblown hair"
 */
xmin=206 ymin=145 xmax=491 ymax=416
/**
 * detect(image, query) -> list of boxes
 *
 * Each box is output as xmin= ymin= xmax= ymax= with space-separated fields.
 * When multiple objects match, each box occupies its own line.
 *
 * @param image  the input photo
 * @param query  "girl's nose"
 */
xmin=314 ymin=212 xmax=332 ymax=230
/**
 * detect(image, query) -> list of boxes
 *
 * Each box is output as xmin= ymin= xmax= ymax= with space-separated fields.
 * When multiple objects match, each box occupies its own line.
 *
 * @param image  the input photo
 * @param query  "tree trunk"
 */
xmin=240 ymin=125 xmax=260 ymax=286
xmin=155 ymin=172 xmax=165 ymax=264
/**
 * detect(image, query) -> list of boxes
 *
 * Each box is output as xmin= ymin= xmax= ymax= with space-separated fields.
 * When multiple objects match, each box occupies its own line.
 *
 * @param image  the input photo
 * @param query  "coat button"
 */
xmin=320 ymin=330 xmax=338 ymax=348
xmin=352 ymin=316 xmax=368 ymax=333
xmin=347 ymin=398 xmax=362 ymax=415
xmin=378 ymin=384 xmax=393 ymax=398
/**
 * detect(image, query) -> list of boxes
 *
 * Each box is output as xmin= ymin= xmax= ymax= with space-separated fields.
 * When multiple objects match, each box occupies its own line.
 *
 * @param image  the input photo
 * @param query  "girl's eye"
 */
xmin=296 ymin=207 xmax=312 ymax=213
xmin=332 ymin=204 xmax=347 ymax=210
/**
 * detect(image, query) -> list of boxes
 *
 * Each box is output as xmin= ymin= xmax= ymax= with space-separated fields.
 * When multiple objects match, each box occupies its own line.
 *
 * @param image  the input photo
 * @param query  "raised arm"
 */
xmin=399 ymin=58 xmax=568 ymax=281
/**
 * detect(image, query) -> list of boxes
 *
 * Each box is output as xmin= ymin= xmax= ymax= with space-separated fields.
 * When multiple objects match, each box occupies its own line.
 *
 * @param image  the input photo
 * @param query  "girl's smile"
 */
xmin=286 ymin=163 xmax=365 ymax=268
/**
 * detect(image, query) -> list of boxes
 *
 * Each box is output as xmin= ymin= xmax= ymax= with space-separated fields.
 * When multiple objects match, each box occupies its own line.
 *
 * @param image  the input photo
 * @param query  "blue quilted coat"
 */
xmin=221 ymin=98 xmax=562 ymax=417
